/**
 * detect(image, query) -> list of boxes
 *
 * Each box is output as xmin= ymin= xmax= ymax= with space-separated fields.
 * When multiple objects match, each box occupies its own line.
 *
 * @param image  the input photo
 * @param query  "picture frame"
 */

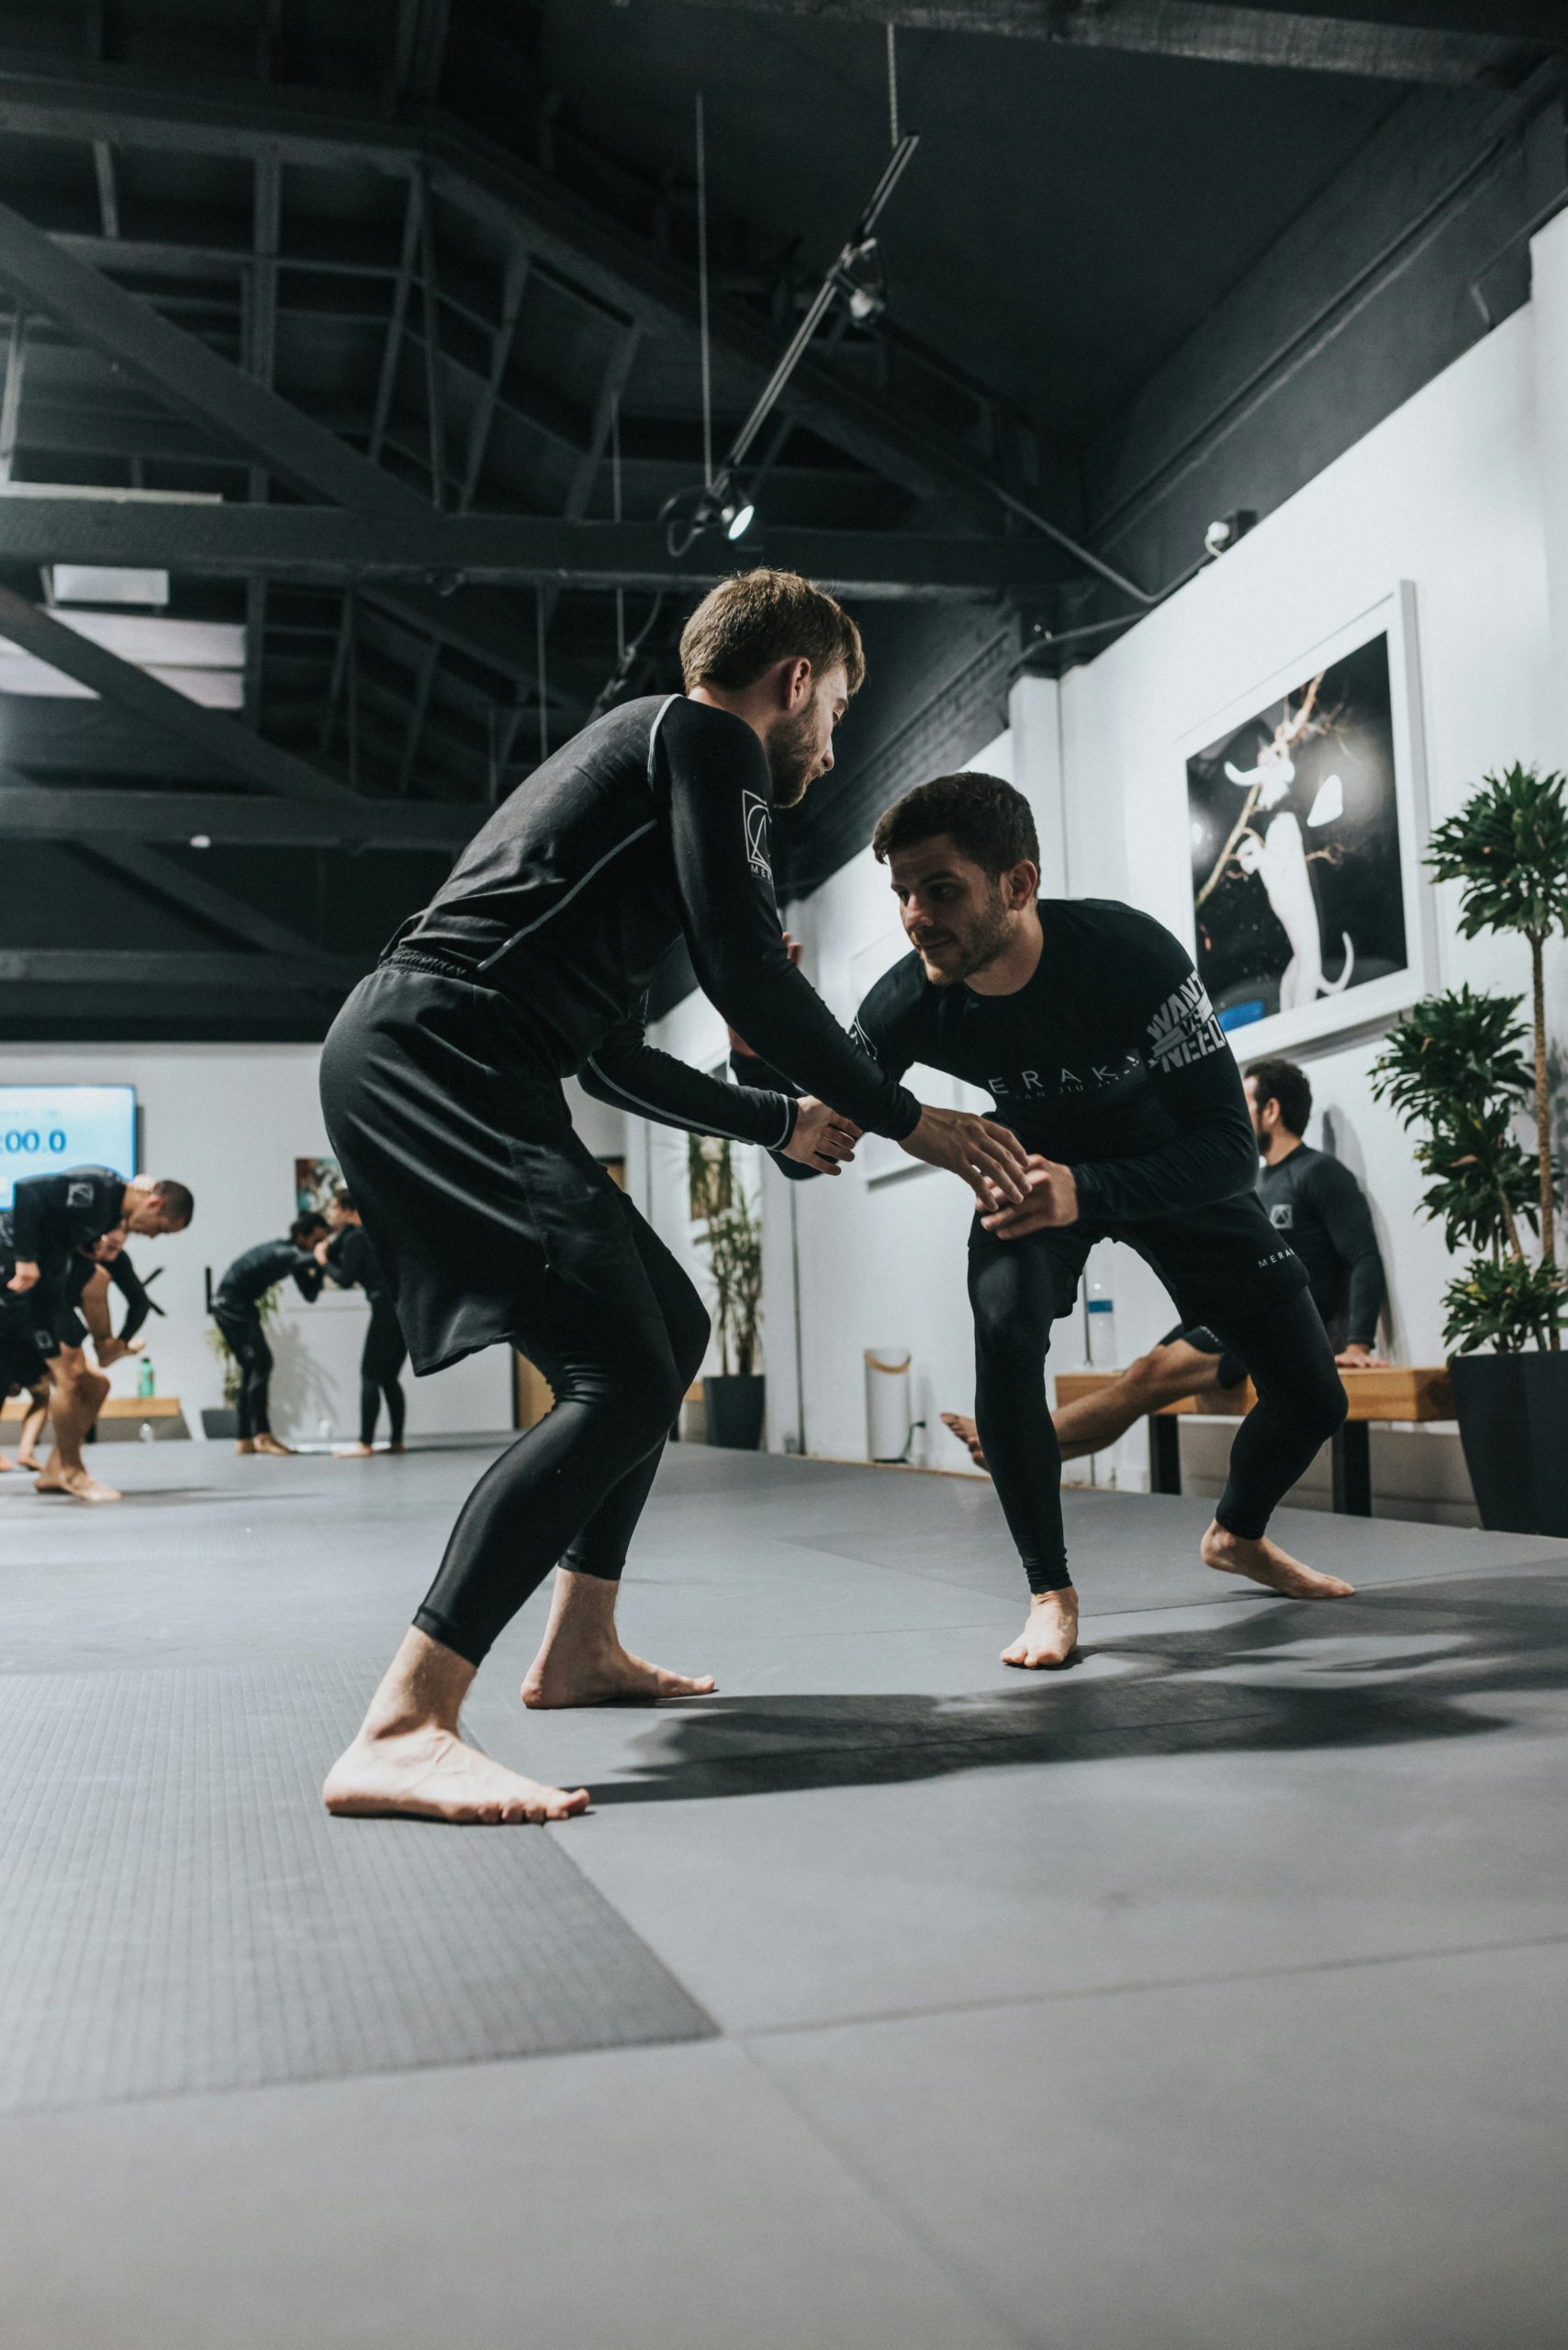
xmin=1178 ymin=583 xmax=1432 ymax=1061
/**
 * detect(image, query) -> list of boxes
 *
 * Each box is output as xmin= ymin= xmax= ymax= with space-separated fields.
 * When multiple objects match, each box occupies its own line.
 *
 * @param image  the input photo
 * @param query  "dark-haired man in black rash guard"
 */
xmin=318 ymin=566 xmax=1028 ymax=1828
xmin=737 ymin=771 xmax=1351 ymax=1672
xmin=323 ymin=1192 xmax=409 ymax=1460
xmin=4 ymin=1169 xmax=193 ymax=1502
xmin=211 ymin=1217 xmax=330 ymax=1458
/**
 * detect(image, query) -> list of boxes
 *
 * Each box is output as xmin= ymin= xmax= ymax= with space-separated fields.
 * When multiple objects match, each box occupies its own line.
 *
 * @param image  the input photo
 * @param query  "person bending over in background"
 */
xmin=943 ymin=1052 xmax=1388 ymax=1468
xmin=324 ymin=1191 xmax=409 ymax=1459
xmin=737 ymin=771 xmax=1350 ymax=1672
xmin=211 ymin=1215 xmax=330 ymax=1459
xmin=319 ymin=566 xmax=1026 ymax=1827
xmin=3 ymin=1169 xmax=193 ymax=1503
xmin=0 ymin=1374 xmax=50 ymax=1475
xmin=23 ymin=1231 xmax=156 ymax=1502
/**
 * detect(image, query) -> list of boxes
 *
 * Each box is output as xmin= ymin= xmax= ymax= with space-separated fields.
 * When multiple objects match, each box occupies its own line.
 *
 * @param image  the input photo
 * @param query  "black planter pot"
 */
xmin=704 ymin=1373 xmax=766 ymax=1450
xmin=202 ymin=1406 xmax=240 ymax=1440
xmin=1449 ymin=1351 xmax=1568 ymax=1536
xmin=1520 ymin=1351 xmax=1568 ymax=1539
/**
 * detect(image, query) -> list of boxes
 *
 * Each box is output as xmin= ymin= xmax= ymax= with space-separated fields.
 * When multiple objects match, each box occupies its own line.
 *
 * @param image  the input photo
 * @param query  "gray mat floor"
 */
xmin=2 ymin=1440 xmax=1566 ymax=2346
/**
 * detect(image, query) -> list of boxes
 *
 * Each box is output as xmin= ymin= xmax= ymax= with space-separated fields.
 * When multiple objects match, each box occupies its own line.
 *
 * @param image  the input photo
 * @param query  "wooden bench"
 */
xmin=0 ymin=1393 xmax=188 ymax=1439
xmin=1052 ymin=1365 xmax=1455 ymax=1516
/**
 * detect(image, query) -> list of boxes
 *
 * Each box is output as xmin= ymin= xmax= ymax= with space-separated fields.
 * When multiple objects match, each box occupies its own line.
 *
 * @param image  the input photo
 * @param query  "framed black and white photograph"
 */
xmin=1180 ymin=586 xmax=1431 ymax=1058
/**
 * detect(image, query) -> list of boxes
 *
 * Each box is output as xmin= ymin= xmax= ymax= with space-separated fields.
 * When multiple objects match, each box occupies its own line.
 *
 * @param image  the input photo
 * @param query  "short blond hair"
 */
xmin=679 ymin=568 xmax=866 ymax=695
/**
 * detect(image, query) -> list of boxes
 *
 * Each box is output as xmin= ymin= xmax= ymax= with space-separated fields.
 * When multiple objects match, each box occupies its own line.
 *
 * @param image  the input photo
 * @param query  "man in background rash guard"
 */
xmin=211 ymin=1218 xmax=330 ymax=1458
xmin=737 ymin=771 xmax=1351 ymax=1672
xmin=26 ymin=1232 xmax=155 ymax=1503
xmin=3 ymin=1171 xmax=192 ymax=1503
xmin=318 ymin=566 xmax=1029 ymax=1829
xmin=942 ymin=1052 xmax=1389 ymax=1470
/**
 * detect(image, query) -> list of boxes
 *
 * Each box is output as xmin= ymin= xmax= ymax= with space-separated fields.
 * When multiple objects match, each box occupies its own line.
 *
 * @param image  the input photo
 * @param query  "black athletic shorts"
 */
xmin=970 ymin=1189 xmax=1308 ymax=1341
xmin=0 ymin=1294 xmax=54 ymax=1390
xmin=320 ymin=957 xmax=639 ymax=1378
xmin=1160 ymin=1324 xmax=1249 ymax=1391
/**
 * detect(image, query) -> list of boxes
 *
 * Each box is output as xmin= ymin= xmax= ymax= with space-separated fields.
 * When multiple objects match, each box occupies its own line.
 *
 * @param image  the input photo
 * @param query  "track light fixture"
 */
xmin=660 ymin=470 xmax=757 ymax=560
xmin=834 ymin=235 xmax=887 ymax=326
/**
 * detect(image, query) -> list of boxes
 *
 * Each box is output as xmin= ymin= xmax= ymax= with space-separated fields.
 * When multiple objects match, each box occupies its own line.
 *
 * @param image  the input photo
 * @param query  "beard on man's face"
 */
xmin=920 ymin=882 xmax=1014 ymax=985
xmin=766 ymin=702 xmax=823 ymax=809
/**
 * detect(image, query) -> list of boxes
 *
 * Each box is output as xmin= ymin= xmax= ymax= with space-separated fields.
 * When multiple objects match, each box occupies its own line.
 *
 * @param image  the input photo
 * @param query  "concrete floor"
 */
xmin=2 ymin=1438 xmax=1565 ymax=2348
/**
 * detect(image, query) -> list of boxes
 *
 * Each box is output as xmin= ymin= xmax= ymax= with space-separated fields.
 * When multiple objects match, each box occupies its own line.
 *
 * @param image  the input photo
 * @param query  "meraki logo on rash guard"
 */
xmin=743 ymin=790 xmax=772 ymax=880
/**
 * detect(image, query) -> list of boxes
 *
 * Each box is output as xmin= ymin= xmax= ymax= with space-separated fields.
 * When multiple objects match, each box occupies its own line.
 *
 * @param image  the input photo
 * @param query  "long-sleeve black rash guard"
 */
xmin=1258 ymin=1143 xmax=1386 ymax=1344
xmin=216 ymin=1240 xmax=324 ymax=1307
xmin=745 ymin=900 xmax=1257 ymax=1220
xmin=11 ymin=1166 xmax=126 ymax=1270
xmin=392 ymin=694 xmax=919 ymax=1147
xmin=62 ymin=1248 xmax=153 ymax=1344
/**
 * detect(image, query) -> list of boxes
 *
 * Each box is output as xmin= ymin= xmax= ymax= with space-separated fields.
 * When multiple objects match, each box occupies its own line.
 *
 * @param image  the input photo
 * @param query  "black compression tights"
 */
xmin=215 ymin=1306 xmax=274 ymax=1440
xmin=969 ymin=1269 xmax=1346 ymax=1592
xmin=359 ymin=1304 xmax=409 ymax=1448
xmin=413 ymin=1196 xmax=710 ymax=1666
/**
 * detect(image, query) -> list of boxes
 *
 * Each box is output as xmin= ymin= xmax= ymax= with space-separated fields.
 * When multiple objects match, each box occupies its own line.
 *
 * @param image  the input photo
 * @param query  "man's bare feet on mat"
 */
xmin=1002 ymin=1585 xmax=1079 ymax=1669
xmin=1202 ymin=1521 xmax=1354 ymax=1599
xmin=522 ymin=1640 xmax=716 ymax=1709
xmin=323 ymin=1725 xmax=588 ymax=1823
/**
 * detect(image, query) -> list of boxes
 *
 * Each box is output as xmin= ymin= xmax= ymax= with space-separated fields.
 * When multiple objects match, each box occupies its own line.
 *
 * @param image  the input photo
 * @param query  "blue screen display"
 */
xmin=0 ymin=1086 xmax=137 ymax=1206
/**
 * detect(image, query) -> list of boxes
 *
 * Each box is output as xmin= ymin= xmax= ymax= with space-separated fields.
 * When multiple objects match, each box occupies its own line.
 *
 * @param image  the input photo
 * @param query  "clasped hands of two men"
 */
xmin=787 ymin=1091 xmax=1070 ymax=1236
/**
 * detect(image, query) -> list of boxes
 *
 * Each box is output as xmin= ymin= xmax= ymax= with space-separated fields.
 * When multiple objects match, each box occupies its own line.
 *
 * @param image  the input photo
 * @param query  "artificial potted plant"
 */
xmin=1371 ymin=762 xmax=1568 ymax=1533
xmin=688 ymin=1133 xmax=766 ymax=1449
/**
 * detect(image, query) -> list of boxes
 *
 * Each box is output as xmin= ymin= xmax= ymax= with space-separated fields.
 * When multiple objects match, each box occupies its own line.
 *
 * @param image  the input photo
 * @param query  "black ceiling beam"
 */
xmin=0 ymin=786 xmax=476 ymax=848
xmin=665 ymin=0 xmax=1541 ymax=81
xmin=0 ymin=950 xmax=361 ymax=992
xmin=0 ymin=196 xmax=598 ymax=716
xmin=84 ymin=840 xmax=347 ymax=965
xmin=0 ymin=68 xmax=1012 ymax=528
xmin=0 ymin=498 xmax=1066 ymax=598
xmin=0 ymin=583 xmax=357 ymax=804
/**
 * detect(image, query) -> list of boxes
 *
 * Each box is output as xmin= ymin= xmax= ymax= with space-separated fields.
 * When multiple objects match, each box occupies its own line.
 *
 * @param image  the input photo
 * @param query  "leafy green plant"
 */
xmin=1372 ymin=764 xmax=1568 ymax=1355
xmin=1425 ymin=761 xmax=1568 ymax=1264
xmin=688 ymin=1134 xmax=763 ymax=1375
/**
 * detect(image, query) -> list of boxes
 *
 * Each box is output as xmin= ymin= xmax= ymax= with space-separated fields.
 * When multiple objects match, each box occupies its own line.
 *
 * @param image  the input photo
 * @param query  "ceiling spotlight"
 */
xmin=834 ymin=236 xmax=887 ymax=325
xmin=1204 ymin=509 xmax=1256 ymax=559
xmin=661 ymin=472 xmax=759 ymax=559
xmin=718 ymin=481 xmax=756 ymax=542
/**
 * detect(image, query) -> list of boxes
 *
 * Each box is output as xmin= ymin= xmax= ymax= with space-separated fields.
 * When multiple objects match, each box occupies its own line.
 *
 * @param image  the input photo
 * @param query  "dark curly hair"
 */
xmin=1245 ymin=1056 xmax=1312 ymax=1136
xmin=871 ymin=771 xmax=1039 ymax=877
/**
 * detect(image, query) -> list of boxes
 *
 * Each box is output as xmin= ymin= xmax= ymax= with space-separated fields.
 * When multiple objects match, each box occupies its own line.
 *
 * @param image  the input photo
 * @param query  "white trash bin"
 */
xmin=865 ymin=1347 xmax=913 ymax=1462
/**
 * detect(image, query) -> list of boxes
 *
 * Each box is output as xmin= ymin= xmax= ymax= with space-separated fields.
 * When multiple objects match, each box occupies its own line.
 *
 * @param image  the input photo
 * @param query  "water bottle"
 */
xmin=137 ymin=1358 xmax=155 ymax=1398
xmin=1086 ymin=1280 xmax=1117 ymax=1369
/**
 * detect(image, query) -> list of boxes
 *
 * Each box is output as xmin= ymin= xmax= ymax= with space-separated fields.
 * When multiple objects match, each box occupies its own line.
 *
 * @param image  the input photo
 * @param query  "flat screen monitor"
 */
xmin=0 ymin=1085 xmax=137 ymax=1207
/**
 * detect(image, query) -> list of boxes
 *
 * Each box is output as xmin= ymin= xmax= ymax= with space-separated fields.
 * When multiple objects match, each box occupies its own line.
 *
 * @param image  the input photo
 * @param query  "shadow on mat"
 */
xmin=585 ymin=1575 xmax=1568 ymax=1807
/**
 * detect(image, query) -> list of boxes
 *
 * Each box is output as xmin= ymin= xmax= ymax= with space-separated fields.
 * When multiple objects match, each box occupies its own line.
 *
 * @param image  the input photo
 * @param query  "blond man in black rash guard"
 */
xmin=318 ymin=570 xmax=1028 ymax=1827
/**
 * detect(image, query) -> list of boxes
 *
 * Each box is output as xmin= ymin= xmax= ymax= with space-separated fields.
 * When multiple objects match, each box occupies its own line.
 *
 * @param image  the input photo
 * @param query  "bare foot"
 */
xmin=252 ymin=1433 xmax=295 ymax=1458
xmin=323 ymin=1725 xmax=589 ymax=1824
xmin=522 ymin=1641 xmax=717 ymax=1710
xmin=1202 ymin=1520 xmax=1354 ymax=1599
xmin=333 ymin=1442 xmax=375 ymax=1459
xmin=234 ymin=1438 xmax=256 ymax=1456
xmin=17 ymin=1453 xmax=40 ymax=1472
xmin=386 ymin=1442 xmax=408 ymax=1455
xmin=941 ymin=1410 xmax=988 ymax=1471
xmin=34 ymin=1464 xmax=122 ymax=1504
xmin=0 ymin=1451 xmax=13 ymax=1472
xmin=1001 ymin=1585 xmax=1080 ymax=1669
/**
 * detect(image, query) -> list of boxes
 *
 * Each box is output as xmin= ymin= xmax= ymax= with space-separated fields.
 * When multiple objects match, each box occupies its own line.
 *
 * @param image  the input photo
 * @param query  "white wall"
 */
xmin=636 ymin=215 xmax=1568 ymax=1520
xmin=0 ymin=1040 xmax=514 ymax=1442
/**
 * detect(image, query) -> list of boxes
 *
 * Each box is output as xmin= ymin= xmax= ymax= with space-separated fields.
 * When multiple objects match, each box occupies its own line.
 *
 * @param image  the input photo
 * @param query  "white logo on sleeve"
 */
xmin=1271 ymin=1203 xmax=1294 ymax=1230
xmin=67 ymin=1181 xmax=94 ymax=1206
xmin=1144 ymin=973 xmax=1226 ymax=1069
xmin=743 ymin=790 xmax=772 ymax=880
